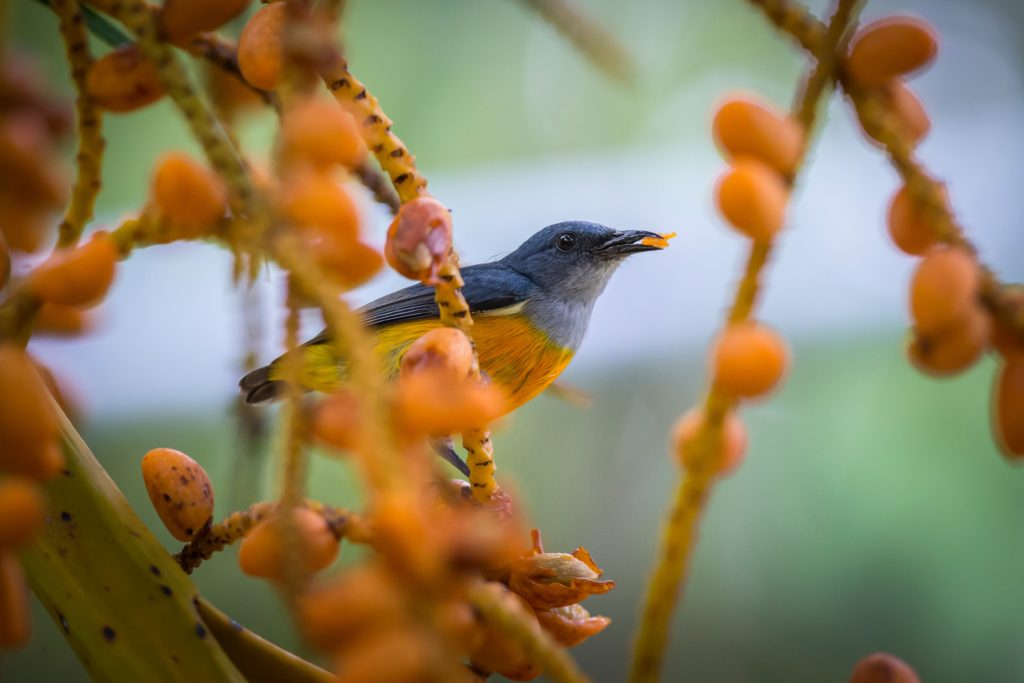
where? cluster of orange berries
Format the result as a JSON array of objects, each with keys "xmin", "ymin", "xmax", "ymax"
[
  {"xmin": 840, "ymin": 16, "xmax": 1024, "ymax": 458},
  {"xmin": 86, "ymin": 0, "xmax": 252, "ymax": 114},
  {"xmin": 0, "ymin": 346, "xmax": 62, "ymax": 649},
  {"xmin": 141, "ymin": 439, "xmax": 612, "ymax": 680},
  {"xmin": 666, "ymin": 93, "xmax": 800, "ymax": 475},
  {"xmin": 0, "ymin": 56, "xmax": 71, "ymax": 262}
]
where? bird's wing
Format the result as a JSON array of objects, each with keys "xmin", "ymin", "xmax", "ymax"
[{"xmin": 304, "ymin": 264, "xmax": 536, "ymax": 346}]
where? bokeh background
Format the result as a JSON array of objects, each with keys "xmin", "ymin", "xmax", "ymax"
[{"xmin": 5, "ymin": 0, "xmax": 1024, "ymax": 681}]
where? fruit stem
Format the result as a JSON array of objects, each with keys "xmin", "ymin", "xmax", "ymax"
[{"xmin": 628, "ymin": 2, "xmax": 862, "ymax": 681}]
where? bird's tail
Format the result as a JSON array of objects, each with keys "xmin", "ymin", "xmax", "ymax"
[{"xmin": 239, "ymin": 364, "xmax": 284, "ymax": 405}]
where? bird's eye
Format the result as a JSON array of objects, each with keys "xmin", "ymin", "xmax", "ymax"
[{"xmin": 555, "ymin": 232, "xmax": 578, "ymax": 252}]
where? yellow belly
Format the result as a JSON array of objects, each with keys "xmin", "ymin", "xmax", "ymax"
[{"xmin": 294, "ymin": 315, "xmax": 574, "ymax": 412}]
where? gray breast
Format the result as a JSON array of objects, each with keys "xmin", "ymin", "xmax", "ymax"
[{"xmin": 521, "ymin": 297, "xmax": 595, "ymax": 350}]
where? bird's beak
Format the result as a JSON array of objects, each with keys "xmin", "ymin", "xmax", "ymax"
[{"xmin": 592, "ymin": 230, "xmax": 667, "ymax": 257}]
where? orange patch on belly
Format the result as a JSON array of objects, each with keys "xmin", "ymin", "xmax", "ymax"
[{"xmin": 371, "ymin": 315, "xmax": 574, "ymax": 411}]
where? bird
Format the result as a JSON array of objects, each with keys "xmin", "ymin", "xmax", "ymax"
[{"xmin": 240, "ymin": 221, "xmax": 668, "ymax": 466}]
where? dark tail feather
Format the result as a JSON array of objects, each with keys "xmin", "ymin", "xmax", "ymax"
[{"xmin": 239, "ymin": 365, "xmax": 283, "ymax": 405}]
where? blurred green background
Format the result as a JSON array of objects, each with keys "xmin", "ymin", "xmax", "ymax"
[{"xmin": 6, "ymin": 0, "xmax": 1024, "ymax": 681}]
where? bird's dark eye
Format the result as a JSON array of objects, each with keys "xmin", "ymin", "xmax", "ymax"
[{"xmin": 555, "ymin": 232, "xmax": 578, "ymax": 252}]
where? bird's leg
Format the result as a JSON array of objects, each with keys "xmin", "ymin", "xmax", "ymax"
[{"xmin": 431, "ymin": 436, "xmax": 470, "ymax": 477}]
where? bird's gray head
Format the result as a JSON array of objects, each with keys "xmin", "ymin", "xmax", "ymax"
[{"xmin": 500, "ymin": 221, "xmax": 664, "ymax": 302}]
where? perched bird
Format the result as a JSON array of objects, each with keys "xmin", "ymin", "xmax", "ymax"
[{"xmin": 241, "ymin": 221, "xmax": 667, "ymax": 464}]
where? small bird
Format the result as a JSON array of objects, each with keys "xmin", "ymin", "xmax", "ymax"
[{"xmin": 240, "ymin": 220, "xmax": 666, "ymax": 419}]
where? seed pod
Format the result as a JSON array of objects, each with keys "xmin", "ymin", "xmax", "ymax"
[
  {"xmin": 908, "ymin": 308, "xmax": 990, "ymax": 377},
  {"xmin": 715, "ymin": 159, "xmax": 789, "ymax": 242},
  {"xmin": 0, "ymin": 479, "xmax": 44, "ymax": 549},
  {"xmin": 886, "ymin": 183, "xmax": 948, "ymax": 256},
  {"xmin": 712, "ymin": 95, "xmax": 804, "ymax": 176},
  {"xmin": 280, "ymin": 168, "xmax": 360, "ymax": 244},
  {"xmin": 85, "ymin": 43, "xmax": 165, "ymax": 112},
  {"xmin": 140, "ymin": 448, "xmax": 214, "ymax": 541},
  {"xmin": 0, "ymin": 345, "xmax": 62, "ymax": 481},
  {"xmin": 993, "ymin": 358, "xmax": 1024, "ymax": 458},
  {"xmin": 281, "ymin": 98, "xmax": 366, "ymax": 169},
  {"xmin": 151, "ymin": 152, "xmax": 228, "ymax": 238},
  {"xmin": 509, "ymin": 547, "xmax": 614, "ymax": 610},
  {"xmin": 0, "ymin": 553, "xmax": 29, "ymax": 649},
  {"xmin": 849, "ymin": 652, "xmax": 921, "ymax": 683},
  {"xmin": 672, "ymin": 407, "xmax": 747, "ymax": 476},
  {"xmin": 400, "ymin": 328, "xmax": 475, "ymax": 385},
  {"xmin": 158, "ymin": 0, "xmax": 252, "ymax": 44},
  {"xmin": 847, "ymin": 17, "xmax": 938, "ymax": 87},
  {"xmin": 298, "ymin": 565, "xmax": 405, "ymax": 649},
  {"xmin": 33, "ymin": 303, "xmax": 94, "ymax": 337},
  {"xmin": 28, "ymin": 232, "xmax": 118, "ymax": 308},
  {"xmin": 237, "ymin": 2, "xmax": 287, "ymax": 91},
  {"xmin": 535, "ymin": 604, "xmax": 610, "ymax": 648},
  {"xmin": 712, "ymin": 321, "xmax": 789, "ymax": 399},
  {"xmin": 433, "ymin": 598, "xmax": 486, "ymax": 654},
  {"xmin": 308, "ymin": 234, "xmax": 383, "ymax": 290},
  {"xmin": 385, "ymin": 197, "xmax": 453, "ymax": 283},
  {"xmin": 909, "ymin": 246, "xmax": 980, "ymax": 334},
  {"xmin": 312, "ymin": 390, "xmax": 363, "ymax": 453},
  {"xmin": 238, "ymin": 507, "xmax": 339, "ymax": 580},
  {"xmin": 204, "ymin": 62, "xmax": 264, "ymax": 121}
]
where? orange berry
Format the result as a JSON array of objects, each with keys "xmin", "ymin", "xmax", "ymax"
[
  {"xmin": 385, "ymin": 197, "xmax": 453, "ymax": 283},
  {"xmin": 886, "ymin": 81, "xmax": 930, "ymax": 145},
  {"xmin": 886, "ymin": 184, "xmax": 947, "ymax": 256},
  {"xmin": 400, "ymin": 328, "xmax": 475, "ymax": 385},
  {"xmin": 33, "ymin": 303, "xmax": 94, "ymax": 337},
  {"xmin": 715, "ymin": 159, "xmax": 788, "ymax": 241},
  {"xmin": 909, "ymin": 246, "xmax": 980, "ymax": 334},
  {"xmin": 308, "ymin": 234, "xmax": 383, "ymax": 290},
  {"xmin": 712, "ymin": 321, "xmax": 789, "ymax": 399},
  {"xmin": 0, "ymin": 479, "xmax": 44, "ymax": 549},
  {"xmin": 28, "ymin": 232, "xmax": 118, "ymax": 308},
  {"xmin": 993, "ymin": 358, "xmax": 1024, "ymax": 459},
  {"xmin": 85, "ymin": 43, "xmax": 165, "ymax": 112},
  {"xmin": 298, "ymin": 565, "xmax": 404, "ymax": 649},
  {"xmin": 281, "ymin": 98, "xmax": 366, "ymax": 169},
  {"xmin": 394, "ymin": 372, "xmax": 508, "ymax": 437},
  {"xmin": 908, "ymin": 308, "xmax": 991, "ymax": 377},
  {"xmin": 712, "ymin": 95, "xmax": 804, "ymax": 176},
  {"xmin": 158, "ymin": 0, "xmax": 251, "ymax": 44},
  {"xmin": 671, "ymin": 408, "xmax": 747, "ymax": 476},
  {"xmin": 0, "ymin": 234, "xmax": 8, "ymax": 288},
  {"xmin": 331, "ymin": 630, "xmax": 434, "ymax": 683},
  {"xmin": 0, "ymin": 345, "xmax": 62, "ymax": 480},
  {"xmin": 847, "ymin": 17, "xmax": 938, "ymax": 87},
  {"xmin": 204, "ymin": 62, "xmax": 264, "ymax": 121},
  {"xmin": 849, "ymin": 653, "xmax": 921, "ymax": 683},
  {"xmin": 0, "ymin": 553, "xmax": 30, "ymax": 649},
  {"xmin": 280, "ymin": 169, "xmax": 360, "ymax": 243},
  {"xmin": 141, "ymin": 448, "xmax": 215, "ymax": 541},
  {"xmin": 312, "ymin": 390, "xmax": 363, "ymax": 453},
  {"xmin": 151, "ymin": 152, "xmax": 228, "ymax": 238},
  {"xmin": 237, "ymin": 2, "xmax": 286, "ymax": 91},
  {"xmin": 238, "ymin": 507, "xmax": 339, "ymax": 580},
  {"xmin": 0, "ymin": 112, "xmax": 68, "ymax": 209},
  {"xmin": 0, "ymin": 196, "xmax": 52, "ymax": 254},
  {"xmin": 991, "ymin": 286, "xmax": 1024, "ymax": 360}
]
